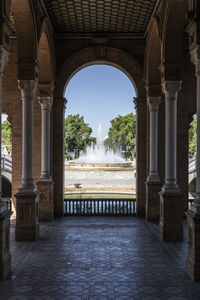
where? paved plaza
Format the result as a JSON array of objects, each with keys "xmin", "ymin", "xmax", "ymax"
[
  {"xmin": 65, "ymin": 169, "xmax": 136, "ymax": 193},
  {"xmin": 1, "ymin": 217, "xmax": 200, "ymax": 299}
]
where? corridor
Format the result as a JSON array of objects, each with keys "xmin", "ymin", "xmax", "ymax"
[{"xmin": 1, "ymin": 217, "xmax": 200, "ymax": 299}]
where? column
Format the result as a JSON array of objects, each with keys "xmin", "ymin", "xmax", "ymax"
[
  {"xmin": 53, "ymin": 97, "xmax": 66, "ymax": 217},
  {"xmin": 160, "ymin": 80, "xmax": 184, "ymax": 241},
  {"xmin": 0, "ymin": 46, "xmax": 11, "ymax": 280},
  {"xmin": 186, "ymin": 46, "xmax": 200, "ymax": 280},
  {"xmin": 134, "ymin": 97, "xmax": 147, "ymax": 216},
  {"xmin": 15, "ymin": 80, "xmax": 39, "ymax": 241},
  {"xmin": 37, "ymin": 96, "xmax": 54, "ymax": 221},
  {"xmin": 146, "ymin": 97, "xmax": 161, "ymax": 221}
]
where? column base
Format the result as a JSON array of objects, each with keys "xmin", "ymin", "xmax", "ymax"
[
  {"xmin": 37, "ymin": 180, "xmax": 54, "ymax": 221},
  {"xmin": 159, "ymin": 192, "xmax": 184, "ymax": 241},
  {"xmin": 15, "ymin": 189, "xmax": 39, "ymax": 241},
  {"xmin": 146, "ymin": 181, "xmax": 161, "ymax": 222},
  {"xmin": 0, "ymin": 205, "xmax": 12, "ymax": 280},
  {"xmin": 186, "ymin": 210, "xmax": 200, "ymax": 280}
]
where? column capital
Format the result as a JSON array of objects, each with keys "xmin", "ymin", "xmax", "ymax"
[
  {"xmin": 39, "ymin": 96, "xmax": 52, "ymax": 111},
  {"xmin": 133, "ymin": 97, "xmax": 146, "ymax": 110},
  {"xmin": 190, "ymin": 45, "xmax": 200, "ymax": 76},
  {"xmin": 147, "ymin": 97, "xmax": 161, "ymax": 112},
  {"xmin": 161, "ymin": 81, "xmax": 182, "ymax": 99},
  {"xmin": 0, "ymin": 46, "xmax": 9, "ymax": 75},
  {"xmin": 18, "ymin": 80, "xmax": 37, "ymax": 99}
]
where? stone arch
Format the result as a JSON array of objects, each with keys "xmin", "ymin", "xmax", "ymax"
[
  {"xmin": 144, "ymin": 19, "xmax": 161, "ymax": 87},
  {"xmin": 10, "ymin": 0, "xmax": 37, "ymax": 79},
  {"xmin": 38, "ymin": 19, "xmax": 55, "ymax": 88},
  {"xmin": 161, "ymin": 0, "xmax": 188, "ymax": 80},
  {"xmin": 53, "ymin": 46, "xmax": 147, "ymax": 217},
  {"xmin": 55, "ymin": 47, "xmax": 145, "ymax": 99}
]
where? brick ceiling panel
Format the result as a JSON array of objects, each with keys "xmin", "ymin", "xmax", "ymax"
[{"xmin": 43, "ymin": 0, "xmax": 157, "ymax": 36}]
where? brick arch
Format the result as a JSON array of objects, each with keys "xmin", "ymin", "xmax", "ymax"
[
  {"xmin": 38, "ymin": 19, "xmax": 56, "ymax": 88},
  {"xmin": 161, "ymin": 0, "xmax": 188, "ymax": 80},
  {"xmin": 144, "ymin": 19, "xmax": 161, "ymax": 87},
  {"xmin": 11, "ymin": 0, "xmax": 37, "ymax": 79},
  {"xmin": 55, "ymin": 47, "xmax": 145, "ymax": 99}
]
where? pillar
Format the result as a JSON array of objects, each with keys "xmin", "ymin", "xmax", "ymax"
[
  {"xmin": 134, "ymin": 97, "xmax": 147, "ymax": 216},
  {"xmin": 186, "ymin": 46, "xmax": 200, "ymax": 280},
  {"xmin": 53, "ymin": 97, "xmax": 66, "ymax": 217},
  {"xmin": 15, "ymin": 80, "xmax": 39, "ymax": 241},
  {"xmin": 146, "ymin": 97, "xmax": 161, "ymax": 221},
  {"xmin": 37, "ymin": 96, "xmax": 54, "ymax": 221},
  {"xmin": 0, "ymin": 47, "xmax": 11, "ymax": 279},
  {"xmin": 160, "ymin": 81, "xmax": 184, "ymax": 241}
]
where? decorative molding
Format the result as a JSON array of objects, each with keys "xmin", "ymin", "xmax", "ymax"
[
  {"xmin": 18, "ymin": 80, "xmax": 37, "ymax": 100},
  {"xmin": 147, "ymin": 96, "xmax": 161, "ymax": 112},
  {"xmin": 190, "ymin": 46, "xmax": 200, "ymax": 76},
  {"xmin": 161, "ymin": 81, "xmax": 182, "ymax": 99},
  {"xmin": 0, "ymin": 47, "xmax": 9, "ymax": 75},
  {"xmin": 39, "ymin": 96, "xmax": 52, "ymax": 111}
]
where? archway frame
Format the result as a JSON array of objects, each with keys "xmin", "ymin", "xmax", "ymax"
[{"xmin": 53, "ymin": 46, "xmax": 147, "ymax": 217}]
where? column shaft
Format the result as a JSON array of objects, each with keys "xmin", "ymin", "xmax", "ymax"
[
  {"xmin": 19, "ymin": 80, "xmax": 36, "ymax": 191},
  {"xmin": 147, "ymin": 97, "xmax": 161, "ymax": 181},
  {"xmin": 134, "ymin": 97, "xmax": 147, "ymax": 216},
  {"xmin": 37, "ymin": 96, "xmax": 54, "ymax": 221},
  {"xmin": 159, "ymin": 80, "xmax": 184, "ymax": 241},
  {"xmin": 162, "ymin": 81, "xmax": 181, "ymax": 193},
  {"xmin": 39, "ymin": 97, "xmax": 52, "ymax": 180},
  {"xmin": 146, "ymin": 96, "xmax": 161, "ymax": 221},
  {"xmin": 15, "ymin": 80, "xmax": 39, "ymax": 240}
]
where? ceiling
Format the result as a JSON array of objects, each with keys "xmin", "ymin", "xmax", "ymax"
[{"xmin": 43, "ymin": 0, "xmax": 158, "ymax": 37}]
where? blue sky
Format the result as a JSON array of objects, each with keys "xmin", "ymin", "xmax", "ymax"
[{"xmin": 65, "ymin": 65, "xmax": 136, "ymax": 139}]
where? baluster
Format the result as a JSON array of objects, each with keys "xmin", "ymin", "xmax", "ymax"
[
  {"xmin": 73, "ymin": 200, "xmax": 75, "ymax": 215},
  {"xmin": 83, "ymin": 200, "xmax": 85, "ymax": 215},
  {"xmin": 98, "ymin": 200, "xmax": 100, "ymax": 215}
]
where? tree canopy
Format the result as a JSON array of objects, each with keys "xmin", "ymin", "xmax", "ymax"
[
  {"xmin": 2, "ymin": 119, "xmax": 12, "ymax": 154},
  {"xmin": 104, "ymin": 113, "xmax": 136, "ymax": 159},
  {"xmin": 189, "ymin": 115, "xmax": 197, "ymax": 158},
  {"xmin": 65, "ymin": 114, "xmax": 96, "ymax": 158}
]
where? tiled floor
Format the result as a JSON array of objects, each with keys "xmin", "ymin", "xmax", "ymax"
[{"xmin": 1, "ymin": 217, "xmax": 200, "ymax": 299}]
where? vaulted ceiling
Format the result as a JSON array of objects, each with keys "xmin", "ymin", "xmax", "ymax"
[{"xmin": 43, "ymin": 0, "xmax": 158, "ymax": 37}]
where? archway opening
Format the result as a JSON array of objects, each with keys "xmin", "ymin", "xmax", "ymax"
[
  {"xmin": 188, "ymin": 115, "xmax": 196, "ymax": 202},
  {"xmin": 64, "ymin": 64, "xmax": 137, "ymax": 215},
  {"xmin": 1, "ymin": 114, "xmax": 12, "ymax": 200}
]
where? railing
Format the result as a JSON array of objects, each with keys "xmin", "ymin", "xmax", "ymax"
[
  {"xmin": 2, "ymin": 198, "xmax": 12, "ymax": 211},
  {"xmin": 64, "ymin": 198, "xmax": 136, "ymax": 216},
  {"xmin": 1, "ymin": 156, "xmax": 12, "ymax": 172}
]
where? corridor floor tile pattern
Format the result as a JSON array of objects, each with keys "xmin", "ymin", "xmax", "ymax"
[{"xmin": 1, "ymin": 217, "xmax": 200, "ymax": 299}]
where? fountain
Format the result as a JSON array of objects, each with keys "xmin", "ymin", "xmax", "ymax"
[{"xmin": 69, "ymin": 124, "xmax": 133, "ymax": 170}]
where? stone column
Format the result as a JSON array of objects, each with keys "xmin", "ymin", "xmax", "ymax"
[
  {"xmin": 146, "ymin": 97, "xmax": 161, "ymax": 221},
  {"xmin": 160, "ymin": 81, "xmax": 184, "ymax": 241},
  {"xmin": 37, "ymin": 96, "xmax": 54, "ymax": 221},
  {"xmin": 53, "ymin": 97, "xmax": 67, "ymax": 217},
  {"xmin": 186, "ymin": 46, "xmax": 200, "ymax": 280},
  {"xmin": 0, "ymin": 47, "xmax": 11, "ymax": 280},
  {"xmin": 15, "ymin": 80, "xmax": 39, "ymax": 241},
  {"xmin": 134, "ymin": 97, "xmax": 147, "ymax": 216}
]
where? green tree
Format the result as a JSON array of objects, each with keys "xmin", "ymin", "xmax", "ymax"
[
  {"xmin": 65, "ymin": 114, "xmax": 96, "ymax": 158},
  {"xmin": 104, "ymin": 113, "xmax": 136, "ymax": 159},
  {"xmin": 2, "ymin": 119, "xmax": 12, "ymax": 154},
  {"xmin": 189, "ymin": 115, "xmax": 197, "ymax": 157}
]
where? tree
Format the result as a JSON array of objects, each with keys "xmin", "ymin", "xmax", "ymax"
[
  {"xmin": 189, "ymin": 115, "xmax": 197, "ymax": 158},
  {"xmin": 2, "ymin": 120, "xmax": 12, "ymax": 154},
  {"xmin": 104, "ymin": 113, "xmax": 136, "ymax": 159},
  {"xmin": 65, "ymin": 114, "xmax": 96, "ymax": 158}
]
